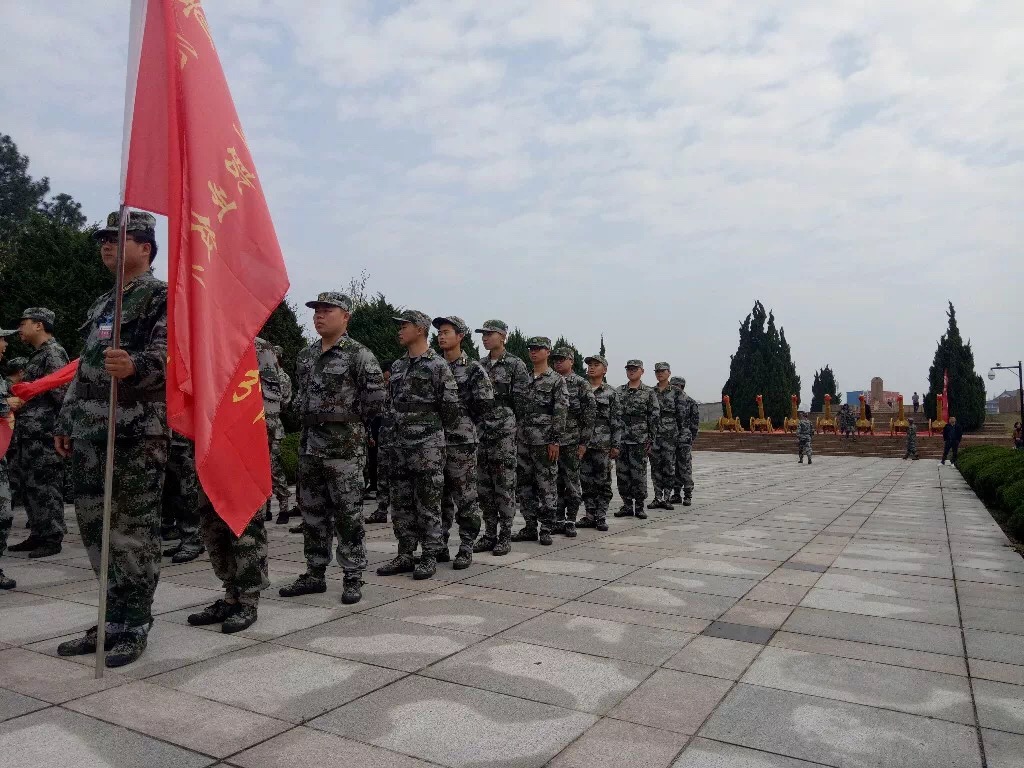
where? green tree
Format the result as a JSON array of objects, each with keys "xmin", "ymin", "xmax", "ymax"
[
  {"xmin": 810, "ymin": 365, "xmax": 840, "ymax": 412},
  {"xmin": 924, "ymin": 302, "xmax": 986, "ymax": 430},
  {"xmin": 506, "ymin": 328, "xmax": 531, "ymax": 366},
  {"xmin": 599, "ymin": 334, "xmax": 606, "ymax": 358},
  {"xmin": 722, "ymin": 301, "xmax": 801, "ymax": 426},
  {"xmin": 348, "ymin": 292, "xmax": 405, "ymax": 369},
  {"xmin": 553, "ymin": 335, "xmax": 586, "ymax": 376},
  {"xmin": 258, "ymin": 299, "xmax": 309, "ymax": 432},
  {"xmin": 0, "ymin": 133, "xmax": 51, "ymax": 262}
]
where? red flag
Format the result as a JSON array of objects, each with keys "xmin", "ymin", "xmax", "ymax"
[
  {"xmin": 943, "ymin": 369, "xmax": 950, "ymax": 421},
  {"xmin": 11, "ymin": 360, "xmax": 79, "ymax": 403},
  {"xmin": 122, "ymin": 0, "xmax": 289, "ymax": 534}
]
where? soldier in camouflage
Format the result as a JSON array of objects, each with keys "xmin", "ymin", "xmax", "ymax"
[
  {"xmin": 279, "ymin": 292, "xmax": 384, "ymax": 605},
  {"xmin": 432, "ymin": 316, "xmax": 491, "ymax": 568},
  {"xmin": 670, "ymin": 376, "xmax": 699, "ymax": 506},
  {"xmin": 160, "ymin": 431, "xmax": 204, "ymax": 563},
  {"xmin": 376, "ymin": 310, "xmax": 460, "ymax": 580},
  {"xmin": 473, "ymin": 319, "xmax": 530, "ymax": 556},
  {"xmin": 903, "ymin": 419, "xmax": 919, "ymax": 460},
  {"xmin": 365, "ymin": 366, "xmax": 392, "ymax": 525},
  {"xmin": 3, "ymin": 358, "xmax": 25, "ymax": 513},
  {"xmin": 512, "ymin": 337, "xmax": 569, "ymax": 546},
  {"xmin": 0, "ymin": 329, "xmax": 16, "ymax": 590},
  {"xmin": 797, "ymin": 410, "xmax": 813, "ymax": 464},
  {"xmin": 7, "ymin": 307, "xmax": 69, "ymax": 558},
  {"xmin": 255, "ymin": 337, "xmax": 292, "ymax": 524},
  {"xmin": 649, "ymin": 363, "xmax": 683, "ymax": 511},
  {"xmin": 615, "ymin": 360, "xmax": 660, "ymax": 519},
  {"xmin": 578, "ymin": 354, "xmax": 622, "ymax": 532},
  {"xmin": 551, "ymin": 346, "xmax": 595, "ymax": 537},
  {"xmin": 54, "ymin": 210, "xmax": 169, "ymax": 667}
]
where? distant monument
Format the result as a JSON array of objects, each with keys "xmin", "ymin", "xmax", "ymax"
[{"xmin": 871, "ymin": 377, "xmax": 884, "ymax": 408}]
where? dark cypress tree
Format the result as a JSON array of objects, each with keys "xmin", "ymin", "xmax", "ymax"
[
  {"xmin": 722, "ymin": 301, "xmax": 801, "ymax": 425},
  {"xmin": 348, "ymin": 293, "xmax": 405, "ymax": 368},
  {"xmin": 553, "ymin": 335, "xmax": 586, "ymax": 376},
  {"xmin": 505, "ymin": 328, "xmax": 531, "ymax": 367},
  {"xmin": 810, "ymin": 365, "xmax": 840, "ymax": 412},
  {"xmin": 924, "ymin": 302, "xmax": 986, "ymax": 430},
  {"xmin": 599, "ymin": 334, "xmax": 606, "ymax": 358}
]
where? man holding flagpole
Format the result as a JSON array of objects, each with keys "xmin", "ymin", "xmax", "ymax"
[{"xmin": 54, "ymin": 212, "xmax": 169, "ymax": 668}]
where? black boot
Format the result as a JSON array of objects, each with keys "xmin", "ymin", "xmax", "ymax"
[
  {"xmin": 491, "ymin": 524, "xmax": 512, "ymax": 557},
  {"xmin": 365, "ymin": 508, "xmax": 389, "ymax": 524},
  {"xmin": 473, "ymin": 534, "xmax": 497, "ymax": 553},
  {"xmin": 0, "ymin": 570, "xmax": 15, "ymax": 590},
  {"xmin": 105, "ymin": 631, "xmax": 148, "ymax": 668},
  {"xmin": 275, "ymin": 503, "xmax": 291, "ymax": 525},
  {"xmin": 511, "ymin": 525, "xmax": 538, "ymax": 542},
  {"xmin": 453, "ymin": 547, "xmax": 473, "ymax": 570},
  {"xmin": 576, "ymin": 516, "xmax": 596, "ymax": 529},
  {"xmin": 341, "ymin": 574, "xmax": 363, "ymax": 605},
  {"xmin": 8, "ymin": 536, "xmax": 40, "ymax": 553},
  {"xmin": 187, "ymin": 599, "xmax": 236, "ymax": 626},
  {"xmin": 278, "ymin": 573, "xmax": 327, "ymax": 597},
  {"xmin": 376, "ymin": 554, "xmax": 415, "ymax": 576},
  {"xmin": 683, "ymin": 494, "xmax": 692, "ymax": 507},
  {"xmin": 670, "ymin": 491, "xmax": 683, "ymax": 505},
  {"xmin": 538, "ymin": 528, "xmax": 553, "ymax": 546},
  {"xmin": 222, "ymin": 604, "xmax": 258, "ymax": 633},
  {"xmin": 563, "ymin": 519, "xmax": 577, "ymax": 538},
  {"xmin": 413, "ymin": 552, "xmax": 437, "ymax": 580},
  {"xmin": 614, "ymin": 501, "xmax": 632, "ymax": 518}
]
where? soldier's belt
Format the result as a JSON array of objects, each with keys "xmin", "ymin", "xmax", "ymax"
[
  {"xmin": 78, "ymin": 382, "xmax": 163, "ymax": 404},
  {"xmin": 391, "ymin": 402, "xmax": 437, "ymax": 413},
  {"xmin": 302, "ymin": 412, "xmax": 362, "ymax": 426},
  {"xmin": 530, "ymin": 404, "xmax": 555, "ymax": 415}
]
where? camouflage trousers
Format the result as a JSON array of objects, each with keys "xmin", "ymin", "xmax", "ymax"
[
  {"xmin": 674, "ymin": 442, "xmax": 694, "ymax": 496},
  {"xmin": 73, "ymin": 437, "xmax": 167, "ymax": 628},
  {"xmin": 650, "ymin": 439, "xmax": 677, "ymax": 499},
  {"xmin": 391, "ymin": 444, "xmax": 445, "ymax": 554},
  {"xmin": 798, "ymin": 439, "xmax": 813, "ymax": 460},
  {"xmin": 442, "ymin": 444, "xmax": 483, "ymax": 550},
  {"xmin": 376, "ymin": 440, "xmax": 391, "ymax": 515},
  {"xmin": 298, "ymin": 455, "xmax": 367, "ymax": 577},
  {"xmin": 477, "ymin": 433, "xmax": 517, "ymax": 535},
  {"xmin": 555, "ymin": 446, "xmax": 583, "ymax": 522},
  {"xmin": 0, "ymin": 458, "xmax": 11, "ymax": 558},
  {"xmin": 198, "ymin": 493, "xmax": 269, "ymax": 606},
  {"xmin": 904, "ymin": 435, "xmax": 918, "ymax": 459},
  {"xmin": 517, "ymin": 443, "xmax": 557, "ymax": 531},
  {"xmin": 19, "ymin": 437, "xmax": 67, "ymax": 544},
  {"xmin": 581, "ymin": 449, "xmax": 613, "ymax": 524},
  {"xmin": 262, "ymin": 436, "xmax": 291, "ymax": 518},
  {"xmin": 616, "ymin": 444, "xmax": 649, "ymax": 503},
  {"xmin": 161, "ymin": 437, "xmax": 202, "ymax": 549}
]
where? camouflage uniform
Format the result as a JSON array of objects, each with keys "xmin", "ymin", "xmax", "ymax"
[
  {"xmin": 161, "ymin": 431, "xmax": 202, "ymax": 555},
  {"xmin": 616, "ymin": 368, "xmax": 660, "ymax": 515},
  {"xmin": 797, "ymin": 416, "xmax": 813, "ymax": 462},
  {"xmin": 671, "ymin": 377, "xmax": 699, "ymax": 502},
  {"xmin": 0, "ymin": 373, "xmax": 12, "ymax": 579},
  {"xmin": 256, "ymin": 337, "xmax": 291, "ymax": 519},
  {"xmin": 650, "ymin": 366, "xmax": 683, "ymax": 506},
  {"xmin": 15, "ymin": 316, "xmax": 70, "ymax": 548},
  {"xmin": 904, "ymin": 420, "xmax": 918, "ymax": 460},
  {"xmin": 515, "ymin": 338, "xmax": 569, "ymax": 537},
  {"xmin": 57, "ymin": 264, "xmax": 169, "ymax": 632},
  {"xmin": 388, "ymin": 329, "xmax": 460, "ymax": 557},
  {"xmin": 475, "ymin": 324, "xmax": 531, "ymax": 544},
  {"xmin": 581, "ymin": 359, "xmax": 622, "ymax": 528},
  {"xmin": 294, "ymin": 311, "xmax": 384, "ymax": 579},
  {"xmin": 435, "ymin": 318, "xmax": 491, "ymax": 554},
  {"xmin": 554, "ymin": 358, "xmax": 595, "ymax": 530},
  {"xmin": 373, "ymin": 388, "xmax": 393, "ymax": 520},
  {"xmin": 198, "ymin": 487, "xmax": 269, "ymax": 606}
]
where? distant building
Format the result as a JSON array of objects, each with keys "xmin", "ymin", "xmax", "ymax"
[
  {"xmin": 994, "ymin": 389, "xmax": 1022, "ymax": 414},
  {"xmin": 847, "ymin": 391, "xmax": 864, "ymax": 406}
]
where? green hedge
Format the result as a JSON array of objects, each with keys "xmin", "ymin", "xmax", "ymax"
[
  {"xmin": 280, "ymin": 432, "xmax": 299, "ymax": 485},
  {"xmin": 956, "ymin": 445, "xmax": 1024, "ymax": 540}
]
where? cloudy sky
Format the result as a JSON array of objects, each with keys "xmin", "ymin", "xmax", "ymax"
[{"xmin": 3, "ymin": 1, "xmax": 1022, "ymax": 402}]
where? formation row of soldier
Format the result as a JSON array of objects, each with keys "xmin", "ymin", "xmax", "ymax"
[{"xmin": 0, "ymin": 210, "xmax": 700, "ymax": 668}]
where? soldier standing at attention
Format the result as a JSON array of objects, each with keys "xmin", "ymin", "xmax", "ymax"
[
  {"xmin": 365, "ymin": 365, "xmax": 392, "ymax": 525},
  {"xmin": 0, "ymin": 329, "xmax": 17, "ymax": 590},
  {"xmin": 578, "ymin": 354, "xmax": 621, "ymax": 532},
  {"xmin": 473, "ymin": 320, "xmax": 530, "ymax": 556},
  {"xmin": 279, "ymin": 292, "xmax": 384, "ymax": 605},
  {"xmin": 649, "ymin": 362, "xmax": 682, "ymax": 511},
  {"xmin": 54, "ymin": 211, "xmax": 169, "ymax": 667},
  {"xmin": 271, "ymin": 344, "xmax": 293, "ymax": 524},
  {"xmin": 670, "ymin": 376, "xmax": 699, "ymax": 507},
  {"xmin": 7, "ymin": 307, "xmax": 70, "ymax": 558},
  {"xmin": 160, "ymin": 432, "xmax": 204, "ymax": 563},
  {"xmin": 551, "ymin": 347, "xmax": 595, "ymax": 537},
  {"xmin": 512, "ymin": 337, "xmax": 568, "ymax": 546},
  {"xmin": 255, "ymin": 337, "xmax": 290, "ymax": 523},
  {"xmin": 797, "ymin": 410, "xmax": 813, "ymax": 464},
  {"xmin": 375, "ymin": 310, "xmax": 460, "ymax": 580},
  {"xmin": 616, "ymin": 360, "xmax": 659, "ymax": 519},
  {"xmin": 433, "ymin": 315, "xmax": 492, "ymax": 568},
  {"xmin": 903, "ymin": 419, "xmax": 919, "ymax": 461}
]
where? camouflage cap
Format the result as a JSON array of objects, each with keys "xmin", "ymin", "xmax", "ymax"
[
  {"xmin": 432, "ymin": 315, "xmax": 469, "ymax": 334},
  {"xmin": 670, "ymin": 376, "xmax": 686, "ymax": 387},
  {"xmin": 0, "ymin": 329, "xmax": 16, "ymax": 338},
  {"xmin": 475, "ymin": 319, "xmax": 508, "ymax": 334},
  {"xmin": 6, "ymin": 357, "xmax": 27, "ymax": 371},
  {"xmin": 92, "ymin": 210, "xmax": 157, "ymax": 240},
  {"xmin": 526, "ymin": 336, "xmax": 552, "ymax": 350},
  {"xmin": 273, "ymin": 345, "xmax": 284, "ymax": 358},
  {"xmin": 584, "ymin": 354, "xmax": 608, "ymax": 367},
  {"xmin": 625, "ymin": 359, "xmax": 643, "ymax": 368},
  {"xmin": 654, "ymin": 361, "xmax": 671, "ymax": 372},
  {"xmin": 20, "ymin": 307, "xmax": 55, "ymax": 325},
  {"xmin": 392, "ymin": 309, "xmax": 432, "ymax": 330},
  {"xmin": 551, "ymin": 346, "xmax": 575, "ymax": 360},
  {"xmin": 305, "ymin": 291, "xmax": 352, "ymax": 310}
]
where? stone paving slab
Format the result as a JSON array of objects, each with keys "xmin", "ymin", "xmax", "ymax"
[{"xmin": 0, "ymin": 453, "xmax": 1020, "ymax": 767}]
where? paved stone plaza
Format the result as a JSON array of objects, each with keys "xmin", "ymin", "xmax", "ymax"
[{"xmin": 1, "ymin": 452, "xmax": 1023, "ymax": 768}]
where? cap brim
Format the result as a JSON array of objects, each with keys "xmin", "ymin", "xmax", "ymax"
[
  {"xmin": 305, "ymin": 301, "xmax": 335, "ymax": 309},
  {"xmin": 583, "ymin": 357, "xmax": 601, "ymax": 364},
  {"xmin": 91, "ymin": 227, "xmax": 118, "ymax": 240},
  {"xmin": 0, "ymin": 329, "xmax": 17, "ymax": 337}
]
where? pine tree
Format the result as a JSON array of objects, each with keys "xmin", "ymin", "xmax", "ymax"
[
  {"xmin": 506, "ymin": 328, "xmax": 531, "ymax": 366},
  {"xmin": 810, "ymin": 365, "xmax": 840, "ymax": 412},
  {"xmin": 722, "ymin": 301, "xmax": 801, "ymax": 425},
  {"xmin": 553, "ymin": 335, "xmax": 586, "ymax": 376},
  {"xmin": 348, "ymin": 293, "xmax": 405, "ymax": 369},
  {"xmin": 599, "ymin": 334, "xmax": 606, "ymax": 358},
  {"xmin": 924, "ymin": 302, "xmax": 986, "ymax": 430}
]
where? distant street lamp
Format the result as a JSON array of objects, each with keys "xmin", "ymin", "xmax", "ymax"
[{"xmin": 988, "ymin": 361, "xmax": 1024, "ymax": 417}]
